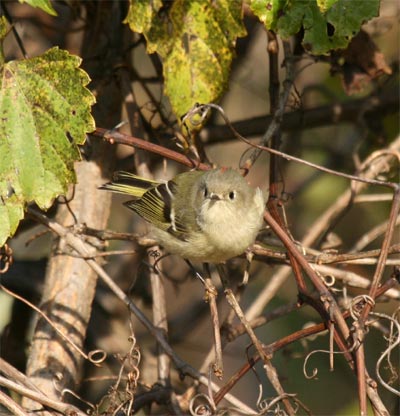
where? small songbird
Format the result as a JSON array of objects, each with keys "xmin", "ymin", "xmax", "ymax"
[{"xmin": 101, "ymin": 168, "xmax": 265, "ymax": 263}]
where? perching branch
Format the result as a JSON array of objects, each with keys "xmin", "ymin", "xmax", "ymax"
[{"xmin": 26, "ymin": 207, "xmax": 256, "ymax": 415}]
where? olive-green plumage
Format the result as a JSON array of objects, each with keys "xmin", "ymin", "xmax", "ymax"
[{"xmin": 101, "ymin": 169, "xmax": 265, "ymax": 262}]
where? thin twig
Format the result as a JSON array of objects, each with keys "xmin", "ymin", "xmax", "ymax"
[
  {"xmin": 0, "ymin": 376, "xmax": 87, "ymax": 416},
  {"xmin": 200, "ymin": 86, "xmax": 398, "ymax": 143},
  {"xmin": 354, "ymin": 187, "xmax": 400, "ymax": 414},
  {"xmin": 253, "ymin": 242, "xmax": 400, "ymax": 266},
  {"xmin": 203, "ymin": 264, "xmax": 224, "ymax": 379},
  {"xmin": 120, "ymin": 58, "xmax": 175, "ymax": 394},
  {"xmin": 0, "ymin": 284, "xmax": 106, "ymax": 366},
  {"xmin": 216, "ymin": 264, "xmax": 295, "ymax": 416},
  {"xmin": 360, "ymin": 188, "xmax": 400, "ymax": 320},
  {"xmin": 241, "ymin": 33, "xmax": 291, "ymax": 172},
  {"xmin": 264, "ymin": 211, "xmax": 350, "ymax": 339},
  {"xmin": 26, "ymin": 207, "xmax": 256, "ymax": 414},
  {"xmin": 148, "ymin": 246, "xmax": 171, "ymax": 387},
  {"xmin": 0, "ymin": 390, "xmax": 29, "ymax": 416},
  {"xmin": 93, "ymin": 127, "xmax": 210, "ymax": 171},
  {"xmin": 214, "ymin": 278, "xmax": 398, "ymax": 405},
  {"xmin": 246, "ymin": 136, "xmax": 400, "ymax": 323},
  {"xmin": 310, "ymin": 243, "xmax": 400, "ymax": 265},
  {"xmin": 313, "ymin": 264, "xmax": 400, "ymax": 300},
  {"xmin": 351, "ymin": 215, "xmax": 400, "ymax": 252},
  {"xmin": 0, "ymin": 359, "xmax": 42, "ymax": 393},
  {"xmin": 1, "ymin": 2, "xmax": 29, "ymax": 58},
  {"xmin": 196, "ymin": 104, "xmax": 399, "ymax": 190},
  {"xmin": 373, "ymin": 310, "xmax": 400, "ymax": 397}
]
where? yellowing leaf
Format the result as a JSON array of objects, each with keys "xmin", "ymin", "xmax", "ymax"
[
  {"xmin": 0, "ymin": 195, "xmax": 24, "ymax": 245},
  {"xmin": 123, "ymin": 0, "xmax": 162, "ymax": 34},
  {"xmin": 0, "ymin": 47, "xmax": 95, "ymax": 246},
  {"xmin": 125, "ymin": 0, "xmax": 246, "ymax": 117},
  {"xmin": 19, "ymin": 0, "xmax": 57, "ymax": 16}
]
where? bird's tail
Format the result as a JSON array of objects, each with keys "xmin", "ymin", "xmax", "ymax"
[{"xmin": 99, "ymin": 171, "xmax": 160, "ymax": 198}]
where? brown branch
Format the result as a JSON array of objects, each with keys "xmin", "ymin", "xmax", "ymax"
[
  {"xmin": 252, "ymin": 242, "xmax": 400, "ymax": 267},
  {"xmin": 23, "ymin": 148, "xmax": 115, "ymax": 407},
  {"xmin": 360, "ymin": 188, "xmax": 400, "ymax": 321},
  {"xmin": 26, "ymin": 207, "xmax": 256, "ymax": 414},
  {"xmin": 0, "ymin": 375, "xmax": 87, "ymax": 416},
  {"xmin": 0, "ymin": 389, "xmax": 29, "ymax": 416},
  {"xmin": 214, "ymin": 277, "xmax": 399, "ymax": 406},
  {"xmin": 148, "ymin": 247, "xmax": 172, "ymax": 387},
  {"xmin": 0, "ymin": 284, "xmax": 103, "ymax": 366},
  {"xmin": 351, "ymin": 214, "xmax": 400, "ymax": 252},
  {"xmin": 217, "ymin": 265, "xmax": 296, "ymax": 416},
  {"xmin": 355, "ymin": 186, "xmax": 400, "ymax": 414},
  {"xmin": 92, "ymin": 127, "xmax": 211, "ymax": 171},
  {"xmin": 203, "ymin": 264, "xmax": 224, "ymax": 379},
  {"xmin": 119, "ymin": 56, "xmax": 173, "ymax": 392},
  {"xmin": 200, "ymin": 85, "xmax": 398, "ymax": 143},
  {"xmin": 264, "ymin": 210, "xmax": 351, "ymax": 346},
  {"xmin": 241, "ymin": 37, "xmax": 293, "ymax": 173},
  {"xmin": 310, "ymin": 243, "xmax": 400, "ymax": 265},
  {"xmin": 245, "ymin": 135, "xmax": 400, "ymax": 324},
  {"xmin": 228, "ymin": 274, "xmax": 399, "ymax": 343}
]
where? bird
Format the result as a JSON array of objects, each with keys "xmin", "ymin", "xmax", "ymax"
[{"xmin": 100, "ymin": 168, "xmax": 265, "ymax": 263}]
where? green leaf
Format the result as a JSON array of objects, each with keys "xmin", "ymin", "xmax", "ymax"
[
  {"xmin": 125, "ymin": 0, "xmax": 246, "ymax": 118},
  {"xmin": 316, "ymin": 0, "xmax": 337, "ymax": 13},
  {"xmin": 0, "ymin": 16, "xmax": 7, "ymax": 40},
  {"xmin": 19, "ymin": 0, "xmax": 57, "ymax": 16},
  {"xmin": 326, "ymin": 1, "xmax": 379, "ymax": 40},
  {"xmin": 250, "ymin": 0, "xmax": 379, "ymax": 55},
  {"xmin": 0, "ymin": 195, "xmax": 24, "ymax": 246},
  {"xmin": 249, "ymin": 0, "xmax": 285, "ymax": 30},
  {"xmin": 0, "ymin": 16, "xmax": 8, "ymax": 66},
  {"xmin": 123, "ymin": 0, "xmax": 163, "ymax": 35},
  {"xmin": 0, "ymin": 47, "xmax": 95, "ymax": 246}
]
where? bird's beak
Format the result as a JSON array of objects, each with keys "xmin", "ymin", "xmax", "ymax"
[{"xmin": 209, "ymin": 193, "xmax": 222, "ymax": 201}]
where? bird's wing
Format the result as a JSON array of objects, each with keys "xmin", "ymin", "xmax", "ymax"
[
  {"xmin": 125, "ymin": 179, "xmax": 188, "ymax": 240},
  {"xmin": 125, "ymin": 171, "xmax": 203, "ymax": 241}
]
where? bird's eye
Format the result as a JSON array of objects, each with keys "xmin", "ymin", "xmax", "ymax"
[
  {"xmin": 203, "ymin": 187, "xmax": 208, "ymax": 197},
  {"xmin": 228, "ymin": 191, "xmax": 236, "ymax": 200}
]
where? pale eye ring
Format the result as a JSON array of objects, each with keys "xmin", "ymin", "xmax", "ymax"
[{"xmin": 228, "ymin": 191, "xmax": 236, "ymax": 200}]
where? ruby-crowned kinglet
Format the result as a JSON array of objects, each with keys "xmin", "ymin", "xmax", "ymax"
[{"xmin": 101, "ymin": 168, "xmax": 265, "ymax": 262}]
